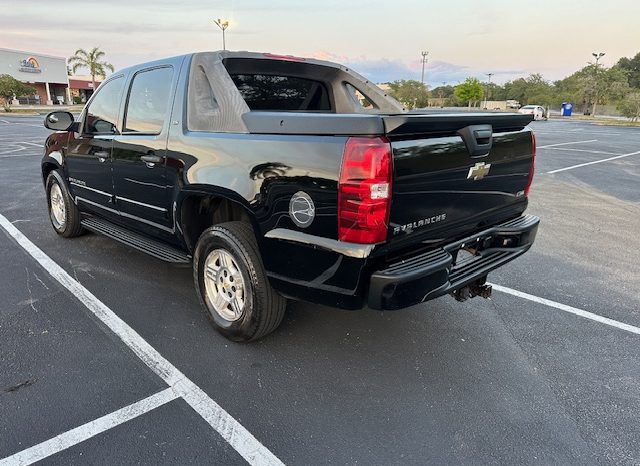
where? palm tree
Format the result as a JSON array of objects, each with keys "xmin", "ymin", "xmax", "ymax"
[{"xmin": 68, "ymin": 47, "xmax": 115, "ymax": 91}]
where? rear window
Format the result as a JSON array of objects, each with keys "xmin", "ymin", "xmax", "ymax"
[{"xmin": 229, "ymin": 74, "xmax": 331, "ymax": 111}]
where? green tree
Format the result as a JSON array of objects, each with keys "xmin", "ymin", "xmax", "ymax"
[
  {"xmin": 524, "ymin": 74, "xmax": 554, "ymax": 105},
  {"xmin": 555, "ymin": 64, "xmax": 629, "ymax": 115},
  {"xmin": 617, "ymin": 52, "xmax": 640, "ymax": 89},
  {"xmin": 503, "ymin": 74, "xmax": 554, "ymax": 106},
  {"xmin": 486, "ymin": 82, "xmax": 507, "ymax": 101},
  {"xmin": 68, "ymin": 47, "xmax": 115, "ymax": 90},
  {"xmin": 386, "ymin": 80, "xmax": 429, "ymax": 109},
  {"xmin": 618, "ymin": 91, "xmax": 640, "ymax": 121},
  {"xmin": 554, "ymin": 72, "xmax": 589, "ymax": 111},
  {"xmin": 454, "ymin": 77, "xmax": 483, "ymax": 109},
  {"xmin": 598, "ymin": 66, "xmax": 630, "ymax": 101},
  {"xmin": 0, "ymin": 74, "xmax": 35, "ymax": 112},
  {"xmin": 429, "ymin": 85, "xmax": 456, "ymax": 106}
]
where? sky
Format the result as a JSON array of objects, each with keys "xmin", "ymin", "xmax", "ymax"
[{"xmin": 3, "ymin": 0, "xmax": 639, "ymax": 87}]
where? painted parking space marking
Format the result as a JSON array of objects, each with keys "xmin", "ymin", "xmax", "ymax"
[
  {"xmin": 534, "ymin": 130, "xmax": 631, "ymax": 137},
  {"xmin": 547, "ymin": 150, "xmax": 640, "ymax": 174},
  {"xmin": 0, "ymin": 388, "xmax": 179, "ymax": 466},
  {"xmin": 540, "ymin": 147, "xmax": 619, "ymax": 155},
  {"xmin": 0, "ymin": 146, "xmax": 27, "ymax": 156},
  {"xmin": 0, "ymin": 120, "xmax": 43, "ymax": 127},
  {"xmin": 492, "ymin": 284, "xmax": 640, "ymax": 336},
  {"xmin": 0, "ymin": 214, "xmax": 285, "ymax": 466},
  {"xmin": 537, "ymin": 139, "xmax": 597, "ymax": 149},
  {"xmin": 0, "ymin": 143, "xmax": 42, "ymax": 159}
]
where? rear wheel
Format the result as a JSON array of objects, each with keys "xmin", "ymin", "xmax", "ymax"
[
  {"xmin": 46, "ymin": 170, "xmax": 84, "ymax": 238},
  {"xmin": 193, "ymin": 221, "xmax": 286, "ymax": 342}
]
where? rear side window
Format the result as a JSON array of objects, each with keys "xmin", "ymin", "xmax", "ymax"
[
  {"xmin": 85, "ymin": 76, "xmax": 124, "ymax": 134},
  {"xmin": 124, "ymin": 67, "xmax": 174, "ymax": 134},
  {"xmin": 230, "ymin": 74, "xmax": 330, "ymax": 111}
]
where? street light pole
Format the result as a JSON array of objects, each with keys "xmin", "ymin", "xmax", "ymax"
[
  {"xmin": 214, "ymin": 18, "xmax": 230, "ymax": 50},
  {"xmin": 591, "ymin": 52, "xmax": 605, "ymax": 116},
  {"xmin": 420, "ymin": 51, "xmax": 429, "ymax": 87},
  {"xmin": 484, "ymin": 72, "xmax": 494, "ymax": 109}
]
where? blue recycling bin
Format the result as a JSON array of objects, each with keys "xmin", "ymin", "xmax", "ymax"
[{"xmin": 561, "ymin": 102, "xmax": 573, "ymax": 117}]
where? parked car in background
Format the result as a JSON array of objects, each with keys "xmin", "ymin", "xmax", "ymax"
[
  {"xmin": 518, "ymin": 105, "xmax": 547, "ymax": 120},
  {"xmin": 506, "ymin": 100, "xmax": 521, "ymax": 109}
]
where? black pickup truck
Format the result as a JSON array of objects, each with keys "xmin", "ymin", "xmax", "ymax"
[{"xmin": 42, "ymin": 51, "xmax": 539, "ymax": 341}]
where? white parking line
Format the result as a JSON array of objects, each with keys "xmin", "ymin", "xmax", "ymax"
[
  {"xmin": 492, "ymin": 284, "xmax": 640, "ymax": 335},
  {"xmin": 543, "ymin": 147, "xmax": 619, "ymax": 155},
  {"xmin": 547, "ymin": 150, "xmax": 640, "ymax": 174},
  {"xmin": 0, "ymin": 214, "xmax": 285, "ymax": 466},
  {"xmin": 535, "ymin": 130, "xmax": 630, "ymax": 137},
  {"xmin": 20, "ymin": 141, "xmax": 44, "ymax": 147},
  {"xmin": 0, "ymin": 153, "xmax": 42, "ymax": 159},
  {"xmin": 0, "ymin": 147, "xmax": 27, "ymax": 156},
  {"xmin": 537, "ymin": 139, "xmax": 597, "ymax": 149},
  {"xmin": 0, "ymin": 120, "xmax": 43, "ymax": 127},
  {"xmin": 0, "ymin": 388, "xmax": 179, "ymax": 466}
]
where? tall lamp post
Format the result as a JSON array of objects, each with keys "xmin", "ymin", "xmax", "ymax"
[
  {"xmin": 420, "ymin": 51, "xmax": 429, "ymax": 87},
  {"xmin": 214, "ymin": 18, "xmax": 230, "ymax": 50},
  {"xmin": 591, "ymin": 52, "xmax": 605, "ymax": 116},
  {"xmin": 484, "ymin": 72, "xmax": 494, "ymax": 108}
]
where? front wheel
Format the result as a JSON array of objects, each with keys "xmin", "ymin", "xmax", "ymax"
[
  {"xmin": 193, "ymin": 221, "xmax": 286, "ymax": 342},
  {"xmin": 46, "ymin": 170, "xmax": 84, "ymax": 238}
]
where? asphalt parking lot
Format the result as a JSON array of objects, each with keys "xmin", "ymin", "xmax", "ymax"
[{"xmin": 1, "ymin": 115, "xmax": 639, "ymax": 465}]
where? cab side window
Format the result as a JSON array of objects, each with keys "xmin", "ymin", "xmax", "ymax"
[
  {"xmin": 123, "ymin": 67, "xmax": 174, "ymax": 134},
  {"xmin": 85, "ymin": 77, "xmax": 124, "ymax": 134}
]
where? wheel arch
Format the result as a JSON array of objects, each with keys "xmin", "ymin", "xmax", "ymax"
[
  {"xmin": 177, "ymin": 186, "xmax": 261, "ymax": 254},
  {"xmin": 41, "ymin": 159, "xmax": 62, "ymax": 186}
]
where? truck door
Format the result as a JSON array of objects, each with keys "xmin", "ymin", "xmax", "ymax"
[
  {"xmin": 65, "ymin": 75, "xmax": 125, "ymax": 217},
  {"xmin": 111, "ymin": 66, "xmax": 175, "ymax": 232}
]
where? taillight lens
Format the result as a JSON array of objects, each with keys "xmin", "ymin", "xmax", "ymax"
[
  {"xmin": 338, "ymin": 136, "xmax": 392, "ymax": 244},
  {"xmin": 525, "ymin": 131, "xmax": 536, "ymax": 197}
]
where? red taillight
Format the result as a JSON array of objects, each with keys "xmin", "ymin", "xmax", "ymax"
[
  {"xmin": 525, "ymin": 131, "xmax": 536, "ymax": 197},
  {"xmin": 338, "ymin": 136, "xmax": 392, "ymax": 244}
]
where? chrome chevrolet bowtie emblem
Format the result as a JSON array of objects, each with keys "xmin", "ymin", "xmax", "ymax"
[{"xmin": 467, "ymin": 162, "xmax": 491, "ymax": 180}]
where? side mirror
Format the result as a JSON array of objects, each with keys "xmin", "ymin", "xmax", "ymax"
[{"xmin": 44, "ymin": 111, "xmax": 75, "ymax": 131}]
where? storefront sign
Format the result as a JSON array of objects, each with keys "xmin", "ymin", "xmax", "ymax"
[{"xmin": 19, "ymin": 57, "xmax": 42, "ymax": 73}]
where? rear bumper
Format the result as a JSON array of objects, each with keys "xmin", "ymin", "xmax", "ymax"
[{"xmin": 368, "ymin": 214, "xmax": 540, "ymax": 310}]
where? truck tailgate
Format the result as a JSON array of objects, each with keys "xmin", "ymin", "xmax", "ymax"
[{"xmin": 383, "ymin": 113, "xmax": 535, "ymax": 250}]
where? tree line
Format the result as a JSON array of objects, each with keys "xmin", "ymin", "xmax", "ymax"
[{"xmin": 387, "ymin": 52, "xmax": 640, "ymax": 120}]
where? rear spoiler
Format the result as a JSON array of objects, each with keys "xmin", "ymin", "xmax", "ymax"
[
  {"xmin": 242, "ymin": 111, "xmax": 533, "ymax": 136},
  {"xmin": 382, "ymin": 113, "xmax": 534, "ymax": 137}
]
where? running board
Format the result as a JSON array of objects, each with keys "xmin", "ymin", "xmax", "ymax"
[{"xmin": 81, "ymin": 217, "xmax": 191, "ymax": 264}]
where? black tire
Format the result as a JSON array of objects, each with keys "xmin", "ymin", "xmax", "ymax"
[
  {"xmin": 193, "ymin": 221, "xmax": 286, "ymax": 342},
  {"xmin": 45, "ymin": 170, "xmax": 84, "ymax": 238}
]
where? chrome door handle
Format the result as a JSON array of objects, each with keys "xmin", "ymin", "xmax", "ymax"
[
  {"xmin": 94, "ymin": 151, "xmax": 109, "ymax": 162},
  {"xmin": 140, "ymin": 154, "xmax": 163, "ymax": 167}
]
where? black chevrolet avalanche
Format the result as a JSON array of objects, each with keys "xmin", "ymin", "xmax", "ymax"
[{"xmin": 41, "ymin": 51, "xmax": 539, "ymax": 341}]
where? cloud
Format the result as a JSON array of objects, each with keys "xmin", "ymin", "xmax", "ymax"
[
  {"xmin": 307, "ymin": 51, "xmax": 471, "ymax": 86},
  {"xmin": 306, "ymin": 51, "xmax": 533, "ymax": 86}
]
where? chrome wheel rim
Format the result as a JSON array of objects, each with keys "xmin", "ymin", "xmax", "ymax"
[
  {"xmin": 203, "ymin": 249, "xmax": 245, "ymax": 322},
  {"xmin": 50, "ymin": 183, "xmax": 66, "ymax": 229}
]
